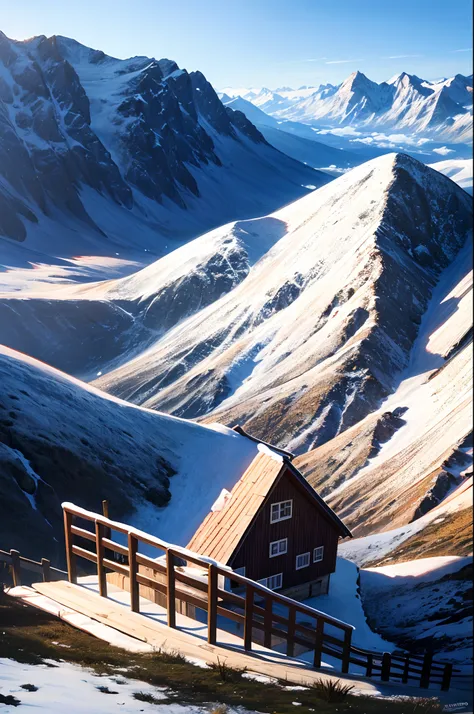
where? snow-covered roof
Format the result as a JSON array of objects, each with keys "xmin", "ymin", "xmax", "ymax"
[{"xmin": 186, "ymin": 446, "xmax": 352, "ymax": 564}]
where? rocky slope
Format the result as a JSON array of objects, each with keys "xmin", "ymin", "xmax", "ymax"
[
  {"xmin": 90, "ymin": 154, "xmax": 471, "ymax": 454},
  {"xmin": 0, "ymin": 152, "xmax": 471, "ymax": 557},
  {"xmin": 295, "ymin": 239, "xmax": 472, "ymax": 536},
  {"xmin": 0, "ymin": 345, "xmax": 257, "ymax": 562},
  {"xmin": 0, "ymin": 31, "xmax": 326, "ymax": 255}
]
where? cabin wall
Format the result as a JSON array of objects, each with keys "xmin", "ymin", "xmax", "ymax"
[{"xmin": 229, "ymin": 468, "xmax": 340, "ymax": 594}]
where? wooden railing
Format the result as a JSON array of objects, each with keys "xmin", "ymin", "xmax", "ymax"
[
  {"xmin": 61, "ymin": 503, "xmax": 456, "ymax": 690},
  {"xmin": 0, "ymin": 548, "xmax": 66, "ymax": 586}
]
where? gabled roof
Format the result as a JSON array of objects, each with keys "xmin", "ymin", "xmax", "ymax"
[
  {"xmin": 186, "ymin": 450, "xmax": 283, "ymax": 564},
  {"xmin": 186, "ymin": 447, "xmax": 352, "ymax": 564},
  {"xmin": 284, "ymin": 459, "xmax": 353, "ymax": 539}
]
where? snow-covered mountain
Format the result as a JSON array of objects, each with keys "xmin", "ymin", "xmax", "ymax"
[
  {"xmin": 1, "ymin": 151, "xmax": 464, "ymax": 551},
  {"xmin": 0, "ymin": 344, "xmax": 257, "ymax": 561},
  {"xmin": 2, "ymin": 154, "xmax": 469, "ymax": 446},
  {"xmin": 226, "ymin": 72, "xmax": 473, "ymax": 144},
  {"xmin": 78, "ymin": 154, "xmax": 472, "ymax": 510},
  {"xmin": 296, "ymin": 238, "xmax": 472, "ymax": 536},
  {"xmin": 0, "ymin": 31, "xmax": 326, "ymax": 256}
]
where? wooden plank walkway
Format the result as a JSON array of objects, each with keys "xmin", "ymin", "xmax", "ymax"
[{"xmin": 30, "ymin": 579, "xmax": 383, "ymax": 694}]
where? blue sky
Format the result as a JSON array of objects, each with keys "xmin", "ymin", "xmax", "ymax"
[{"xmin": 1, "ymin": 0, "xmax": 472, "ymax": 88}]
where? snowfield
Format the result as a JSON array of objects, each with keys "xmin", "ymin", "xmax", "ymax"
[
  {"xmin": 429, "ymin": 159, "xmax": 473, "ymax": 193},
  {"xmin": 360, "ymin": 556, "xmax": 473, "ymax": 664}
]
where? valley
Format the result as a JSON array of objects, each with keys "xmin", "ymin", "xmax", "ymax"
[{"xmin": 0, "ymin": 20, "xmax": 472, "ymax": 711}]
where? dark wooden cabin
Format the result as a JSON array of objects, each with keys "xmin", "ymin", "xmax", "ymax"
[{"xmin": 187, "ymin": 446, "xmax": 352, "ymax": 599}]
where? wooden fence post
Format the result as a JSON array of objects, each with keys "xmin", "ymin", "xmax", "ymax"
[
  {"xmin": 366, "ymin": 653, "xmax": 373, "ymax": 677},
  {"xmin": 41, "ymin": 558, "xmax": 51, "ymax": 583},
  {"xmin": 264, "ymin": 597, "xmax": 273, "ymax": 649},
  {"xmin": 381, "ymin": 652, "xmax": 391, "ymax": 681},
  {"xmin": 402, "ymin": 655, "xmax": 410, "ymax": 683},
  {"xmin": 207, "ymin": 564, "xmax": 218, "ymax": 645},
  {"xmin": 95, "ymin": 521, "xmax": 107, "ymax": 598},
  {"xmin": 102, "ymin": 500, "xmax": 113, "ymax": 560},
  {"xmin": 10, "ymin": 550, "xmax": 21, "ymax": 587},
  {"xmin": 341, "ymin": 628, "xmax": 352, "ymax": 674},
  {"xmin": 313, "ymin": 617, "xmax": 324, "ymax": 668},
  {"xmin": 63, "ymin": 509, "xmax": 77, "ymax": 584},
  {"xmin": 128, "ymin": 533, "xmax": 139, "ymax": 613},
  {"xmin": 287, "ymin": 606, "xmax": 296, "ymax": 657},
  {"xmin": 166, "ymin": 550, "xmax": 176, "ymax": 629},
  {"xmin": 420, "ymin": 651, "xmax": 433, "ymax": 689},
  {"xmin": 441, "ymin": 662, "xmax": 453, "ymax": 692},
  {"xmin": 244, "ymin": 584, "xmax": 254, "ymax": 650}
]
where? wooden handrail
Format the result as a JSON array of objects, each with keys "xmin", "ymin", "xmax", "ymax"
[
  {"xmin": 59, "ymin": 503, "xmax": 456, "ymax": 690},
  {"xmin": 0, "ymin": 549, "xmax": 66, "ymax": 583}
]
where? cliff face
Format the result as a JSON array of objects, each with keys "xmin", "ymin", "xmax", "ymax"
[{"xmin": 0, "ymin": 32, "xmax": 326, "ymax": 252}]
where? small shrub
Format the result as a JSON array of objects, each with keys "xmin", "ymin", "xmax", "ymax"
[
  {"xmin": 133, "ymin": 691, "xmax": 162, "ymax": 704},
  {"xmin": 153, "ymin": 645, "xmax": 187, "ymax": 664},
  {"xmin": 0, "ymin": 694, "xmax": 21, "ymax": 707},
  {"xmin": 209, "ymin": 657, "xmax": 247, "ymax": 683},
  {"xmin": 96, "ymin": 685, "xmax": 118, "ymax": 694},
  {"xmin": 412, "ymin": 698, "xmax": 443, "ymax": 713},
  {"xmin": 311, "ymin": 677, "xmax": 354, "ymax": 702},
  {"xmin": 211, "ymin": 706, "xmax": 228, "ymax": 714},
  {"xmin": 20, "ymin": 683, "xmax": 38, "ymax": 692}
]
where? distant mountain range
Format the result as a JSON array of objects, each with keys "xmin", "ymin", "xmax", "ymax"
[
  {"xmin": 0, "ymin": 32, "xmax": 327, "ymax": 256},
  {"xmin": 222, "ymin": 71, "xmax": 473, "ymax": 144}
]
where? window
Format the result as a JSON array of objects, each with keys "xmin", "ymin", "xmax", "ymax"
[
  {"xmin": 269, "ymin": 538, "xmax": 288, "ymax": 558},
  {"xmin": 258, "ymin": 573, "xmax": 283, "ymax": 590},
  {"xmin": 295, "ymin": 552, "xmax": 310, "ymax": 570},
  {"xmin": 270, "ymin": 500, "xmax": 293, "ymax": 523},
  {"xmin": 313, "ymin": 546, "xmax": 324, "ymax": 563},
  {"xmin": 228, "ymin": 565, "xmax": 246, "ymax": 590}
]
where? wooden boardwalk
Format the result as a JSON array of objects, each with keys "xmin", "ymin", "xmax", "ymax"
[
  {"xmin": 15, "ymin": 578, "xmax": 395, "ymax": 695},
  {"xmin": 1, "ymin": 502, "xmax": 462, "ymax": 693}
]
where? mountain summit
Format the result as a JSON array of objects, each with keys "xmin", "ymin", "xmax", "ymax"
[
  {"xmin": 233, "ymin": 71, "xmax": 473, "ymax": 141},
  {"xmin": 0, "ymin": 32, "xmax": 326, "ymax": 255}
]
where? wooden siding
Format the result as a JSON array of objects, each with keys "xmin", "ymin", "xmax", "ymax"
[{"xmin": 229, "ymin": 465, "xmax": 340, "ymax": 591}]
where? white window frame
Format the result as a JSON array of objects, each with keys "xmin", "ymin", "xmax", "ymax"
[
  {"xmin": 268, "ymin": 573, "xmax": 283, "ymax": 590},
  {"xmin": 295, "ymin": 552, "xmax": 310, "ymax": 570},
  {"xmin": 269, "ymin": 538, "xmax": 288, "ymax": 558},
  {"xmin": 313, "ymin": 546, "xmax": 324, "ymax": 563},
  {"xmin": 270, "ymin": 499, "xmax": 293, "ymax": 524},
  {"xmin": 257, "ymin": 573, "xmax": 283, "ymax": 590}
]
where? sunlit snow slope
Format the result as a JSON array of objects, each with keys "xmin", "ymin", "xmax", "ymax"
[{"xmin": 0, "ymin": 345, "xmax": 257, "ymax": 562}]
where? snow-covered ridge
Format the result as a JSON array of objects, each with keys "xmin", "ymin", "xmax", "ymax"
[{"xmin": 88, "ymin": 153, "xmax": 471, "ymax": 457}]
